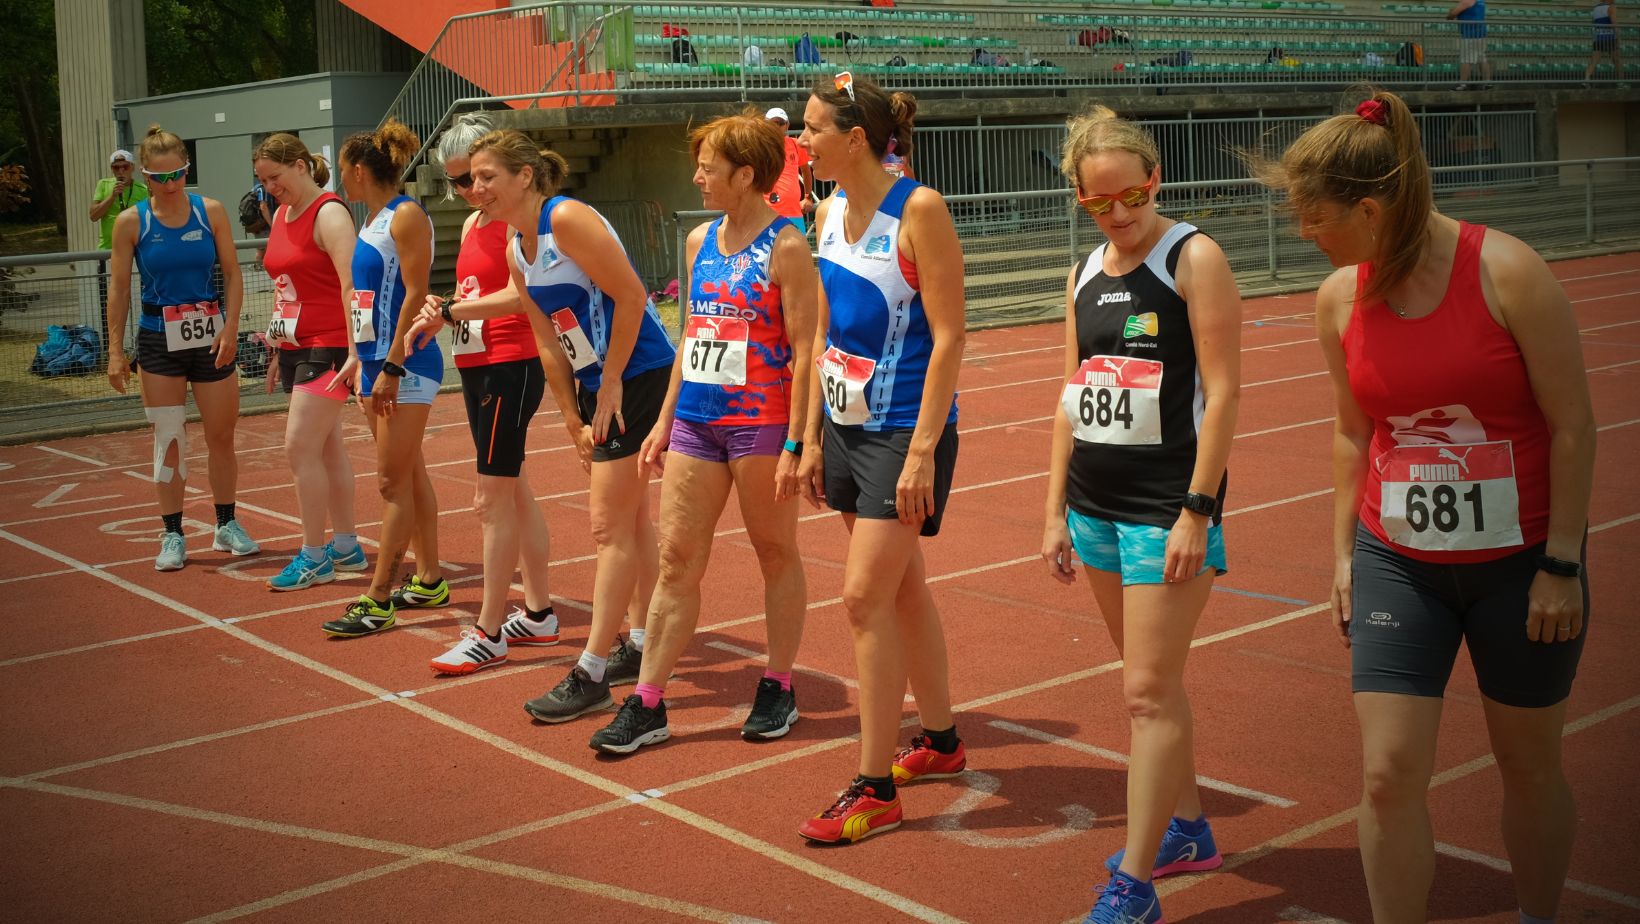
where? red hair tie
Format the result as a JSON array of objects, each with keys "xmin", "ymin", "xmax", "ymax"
[{"xmin": 1356, "ymin": 100, "xmax": 1388, "ymax": 126}]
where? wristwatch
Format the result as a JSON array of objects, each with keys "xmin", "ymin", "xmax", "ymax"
[
  {"xmin": 1535, "ymin": 554, "xmax": 1583, "ymax": 578},
  {"xmin": 381, "ymin": 360, "xmax": 408, "ymax": 378},
  {"xmin": 783, "ymin": 438, "xmax": 804, "ymax": 454},
  {"xmin": 441, "ymin": 299, "xmax": 457, "ymax": 325},
  {"xmin": 1182, "ymin": 492, "xmax": 1219, "ymax": 518}
]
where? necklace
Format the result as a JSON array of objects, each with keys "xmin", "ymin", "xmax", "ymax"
[{"xmin": 1389, "ymin": 302, "xmax": 1410, "ymax": 318}]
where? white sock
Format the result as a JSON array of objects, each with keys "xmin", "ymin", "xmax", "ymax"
[
  {"xmin": 629, "ymin": 628, "xmax": 647, "ymax": 651},
  {"xmin": 578, "ymin": 650, "xmax": 608, "ymax": 683},
  {"xmin": 331, "ymin": 533, "xmax": 359, "ymax": 554},
  {"xmin": 300, "ymin": 544, "xmax": 326, "ymax": 561}
]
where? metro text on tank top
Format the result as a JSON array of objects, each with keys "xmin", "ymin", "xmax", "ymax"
[
  {"xmin": 1064, "ymin": 221, "xmax": 1226, "ymax": 530},
  {"xmin": 816, "ymin": 176, "xmax": 957, "ymax": 432},
  {"xmin": 678, "ymin": 215, "xmax": 795, "ymax": 426},
  {"xmin": 510, "ymin": 195, "xmax": 675, "ymax": 392},
  {"xmin": 134, "ymin": 194, "xmax": 217, "ymax": 333},
  {"xmin": 353, "ymin": 194, "xmax": 441, "ymax": 373}
]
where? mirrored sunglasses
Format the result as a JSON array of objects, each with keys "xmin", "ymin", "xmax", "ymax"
[
  {"xmin": 833, "ymin": 70, "xmax": 856, "ymax": 103},
  {"xmin": 142, "ymin": 163, "xmax": 190, "ymax": 184},
  {"xmin": 1076, "ymin": 177, "xmax": 1157, "ymax": 217}
]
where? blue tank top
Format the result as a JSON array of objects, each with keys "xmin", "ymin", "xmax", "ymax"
[
  {"xmin": 816, "ymin": 177, "xmax": 958, "ymax": 431},
  {"xmin": 678, "ymin": 216, "xmax": 794, "ymax": 426},
  {"xmin": 353, "ymin": 194, "xmax": 440, "ymax": 372},
  {"xmin": 511, "ymin": 196, "xmax": 676, "ymax": 392},
  {"xmin": 1457, "ymin": 0, "xmax": 1486, "ymax": 38},
  {"xmin": 134, "ymin": 194, "xmax": 216, "ymax": 333}
]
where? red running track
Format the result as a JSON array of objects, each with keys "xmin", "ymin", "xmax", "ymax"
[{"xmin": 0, "ymin": 252, "xmax": 1636, "ymax": 923}]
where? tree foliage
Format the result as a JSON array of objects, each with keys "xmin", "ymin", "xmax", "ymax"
[
  {"xmin": 145, "ymin": 0, "xmax": 318, "ymax": 96},
  {"xmin": 0, "ymin": 0, "xmax": 63, "ymax": 227}
]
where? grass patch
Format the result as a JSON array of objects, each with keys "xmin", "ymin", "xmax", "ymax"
[{"xmin": 0, "ymin": 221, "xmax": 69, "ymax": 257}]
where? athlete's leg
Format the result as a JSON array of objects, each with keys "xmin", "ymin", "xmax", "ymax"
[
  {"xmin": 840, "ymin": 513, "xmax": 921, "ymax": 778},
  {"xmin": 285, "ymin": 389, "xmax": 349, "ymax": 548},
  {"xmin": 474, "ymin": 473, "xmax": 522, "ymax": 635},
  {"xmin": 731, "ymin": 452, "xmax": 805, "ymax": 674},
  {"xmin": 138, "ymin": 369, "xmax": 189, "ymax": 516},
  {"xmin": 363, "ymin": 402, "xmax": 432, "ymax": 602},
  {"xmin": 515, "ymin": 471, "xmax": 553, "ymax": 611},
  {"xmin": 1355, "ymin": 691, "xmax": 1444, "ymax": 923},
  {"xmin": 634, "ymin": 452, "xmax": 734, "ymax": 686},
  {"xmin": 896, "ymin": 544, "xmax": 952, "ymax": 732},
  {"xmin": 1482, "ymin": 696, "xmax": 1575, "ymax": 920},
  {"xmin": 190, "ymin": 372, "xmax": 240, "ymax": 505}
]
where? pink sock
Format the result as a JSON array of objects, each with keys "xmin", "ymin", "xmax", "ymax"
[
  {"xmin": 635, "ymin": 682, "xmax": 665, "ymax": 709},
  {"xmin": 763, "ymin": 670, "xmax": 792, "ymax": 691}
]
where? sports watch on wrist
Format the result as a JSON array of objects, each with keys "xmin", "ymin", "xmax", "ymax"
[
  {"xmin": 381, "ymin": 360, "xmax": 408, "ymax": 378},
  {"xmin": 1535, "ymin": 554, "xmax": 1583, "ymax": 578},
  {"xmin": 441, "ymin": 299, "xmax": 457, "ymax": 325},
  {"xmin": 1182, "ymin": 492, "xmax": 1219, "ymax": 518},
  {"xmin": 783, "ymin": 438, "xmax": 804, "ymax": 455}
]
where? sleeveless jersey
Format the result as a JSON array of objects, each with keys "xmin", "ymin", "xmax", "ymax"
[
  {"xmin": 1064, "ymin": 222, "xmax": 1226, "ymax": 529},
  {"xmin": 263, "ymin": 192, "xmax": 348, "ymax": 349},
  {"xmin": 677, "ymin": 216, "xmax": 794, "ymax": 426},
  {"xmin": 1347, "ymin": 222, "xmax": 1550, "ymax": 564},
  {"xmin": 452, "ymin": 215, "xmax": 537, "ymax": 369},
  {"xmin": 1457, "ymin": 0, "xmax": 1487, "ymax": 38},
  {"xmin": 353, "ymin": 195, "xmax": 440, "ymax": 374},
  {"xmin": 766, "ymin": 137, "xmax": 805, "ymax": 220},
  {"xmin": 511, "ymin": 195, "xmax": 675, "ymax": 392},
  {"xmin": 134, "ymin": 194, "xmax": 216, "ymax": 333},
  {"xmin": 1593, "ymin": 2, "xmax": 1614, "ymax": 37},
  {"xmin": 816, "ymin": 177, "xmax": 957, "ymax": 431}
]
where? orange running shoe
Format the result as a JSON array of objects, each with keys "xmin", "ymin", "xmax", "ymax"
[
  {"xmin": 797, "ymin": 779, "xmax": 902, "ymax": 844},
  {"xmin": 891, "ymin": 734, "xmax": 967, "ymax": 784}
]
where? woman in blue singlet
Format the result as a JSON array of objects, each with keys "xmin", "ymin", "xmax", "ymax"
[
  {"xmin": 1586, "ymin": 0, "xmax": 1623, "ymax": 82},
  {"xmin": 105, "ymin": 124, "xmax": 259, "ymax": 572}
]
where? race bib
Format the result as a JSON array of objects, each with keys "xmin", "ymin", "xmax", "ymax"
[
  {"xmin": 1061, "ymin": 355, "xmax": 1163, "ymax": 445},
  {"xmin": 266, "ymin": 301, "xmax": 300, "ymax": 348},
  {"xmin": 682, "ymin": 315, "xmax": 749, "ymax": 386},
  {"xmin": 1379, "ymin": 441, "xmax": 1523, "ymax": 552},
  {"xmin": 350, "ymin": 290, "xmax": 377, "ymax": 344},
  {"xmin": 818, "ymin": 345, "xmax": 877, "ymax": 426},
  {"xmin": 163, "ymin": 301, "xmax": 221, "ymax": 353},
  {"xmin": 551, "ymin": 308, "xmax": 597, "ymax": 371},
  {"xmin": 451, "ymin": 318, "xmax": 485, "ymax": 357}
]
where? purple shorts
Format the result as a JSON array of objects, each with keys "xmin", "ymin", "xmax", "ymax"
[{"xmin": 668, "ymin": 418, "xmax": 786, "ymax": 463}]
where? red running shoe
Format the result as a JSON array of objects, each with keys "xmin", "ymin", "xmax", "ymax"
[
  {"xmin": 891, "ymin": 734, "xmax": 967, "ymax": 784},
  {"xmin": 797, "ymin": 779, "xmax": 902, "ymax": 844}
]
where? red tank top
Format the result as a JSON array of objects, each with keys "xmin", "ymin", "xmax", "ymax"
[
  {"xmin": 263, "ymin": 192, "xmax": 348, "ymax": 349},
  {"xmin": 765, "ymin": 137, "xmax": 805, "ymax": 220},
  {"xmin": 452, "ymin": 216, "xmax": 537, "ymax": 369},
  {"xmin": 1345, "ymin": 221, "xmax": 1551, "ymax": 563}
]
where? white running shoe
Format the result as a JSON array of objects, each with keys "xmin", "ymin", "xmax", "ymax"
[
  {"xmin": 212, "ymin": 519, "xmax": 260, "ymax": 555},
  {"xmin": 154, "ymin": 532, "xmax": 187, "ymax": 572},
  {"xmin": 430, "ymin": 627, "xmax": 509, "ymax": 675},
  {"xmin": 499, "ymin": 605, "xmax": 560, "ymax": 646}
]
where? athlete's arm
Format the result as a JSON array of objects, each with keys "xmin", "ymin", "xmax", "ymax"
[
  {"xmin": 642, "ymin": 222, "xmax": 708, "ymax": 473},
  {"xmin": 1042, "ymin": 266, "xmax": 1082, "ymax": 584},
  {"xmin": 204, "ymin": 197, "xmax": 243, "ymax": 367},
  {"xmin": 1483, "ymin": 231, "xmax": 1595, "ymax": 643},
  {"xmin": 385, "ymin": 203, "xmax": 432, "ymax": 369},
  {"xmin": 550, "ymin": 199, "xmax": 651, "ymax": 443},
  {"xmin": 442, "ymin": 221, "xmax": 525, "ymax": 322},
  {"xmin": 312, "ymin": 198, "xmax": 362, "ymax": 393},
  {"xmin": 514, "ymin": 257, "xmax": 593, "ymax": 471},
  {"xmin": 895, "ymin": 186, "xmax": 966, "ymax": 526},
  {"xmin": 771, "ymin": 220, "xmax": 820, "ymax": 501},
  {"xmin": 797, "ymin": 197, "xmax": 834, "ymax": 509},
  {"xmin": 105, "ymin": 208, "xmax": 140, "ymax": 394},
  {"xmin": 1317, "ymin": 266, "xmax": 1371, "ymax": 647}
]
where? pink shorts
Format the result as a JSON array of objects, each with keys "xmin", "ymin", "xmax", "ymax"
[
  {"xmin": 667, "ymin": 418, "xmax": 785, "ymax": 463},
  {"xmin": 294, "ymin": 369, "xmax": 350, "ymax": 401}
]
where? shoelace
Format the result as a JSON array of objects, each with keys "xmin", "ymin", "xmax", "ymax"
[
  {"xmin": 607, "ymin": 699, "xmax": 651, "ymax": 735},
  {"xmin": 894, "ymin": 734, "xmax": 933, "ymax": 761},
  {"xmin": 458, "ymin": 627, "xmax": 489, "ymax": 645},
  {"xmin": 819, "ymin": 782, "xmax": 870, "ymax": 819},
  {"xmin": 748, "ymin": 680, "xmax": 783, "ymax": 717}
]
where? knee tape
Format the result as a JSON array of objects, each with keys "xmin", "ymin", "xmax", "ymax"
[{"xmin": 146, "ymin": 405, "xmax": 188, "ymax": 484}]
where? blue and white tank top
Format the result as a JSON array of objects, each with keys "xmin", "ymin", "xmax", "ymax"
[
  {"xmin": 1456, "ymin": 0, "xmax": 1486, "ymax": 38},
  {"xmin": 678, "ymin": 215, "xmax": 794, "ymax": 426},
  {"xmin": 511, "ymin": 195, "xmax": 676, "ymax": 392},
  {"xmin": 1594, "ymin": 1, "xmax": 1614, "ymax": 37},
  {"xmin": 352, "ymin": 194, "xmax": 440, "ymax": 371},
  {"xmin": 816, "ymin": 176, "xmax": 957, "ymax": 431},
  {"xmin": 134, "ymin": 194, "xmax": 216, "ymax": 332}
]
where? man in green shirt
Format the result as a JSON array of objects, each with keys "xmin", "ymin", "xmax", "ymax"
[{"xmin": 88, "ymin": 149, "xmax": 149, "ymax": 250}]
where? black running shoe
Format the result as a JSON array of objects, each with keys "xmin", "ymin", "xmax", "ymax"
[
  {"xmin": 605, "ymin": 634, "xmax": 643, "ymax": 687},
  {"xmin": 741, "ymin": 677, "xmax": 799, "ymax": 741},
  {"xmin": 589, "ymin": 695, "xmax": 671, "ymax": 754},
  {"xmin": 523, "ymin": 666, "xmax": 613, "ymax": 723}
]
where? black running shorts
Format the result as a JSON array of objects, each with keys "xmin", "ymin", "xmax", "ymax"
[
  {"xmin": 1349, "ymin": 523, "xmax": 1589, "ymax": 709},
  {"xmin": 574, "ymin": 365, "xmax": 670, "ymax": 463},
  {"xmin": 134, "ymin": 327, "xmax": 235, "ymax": 383},
  {"xmin": 822, "ymin": 417, "xmax": 959, "ymax": 538},
  {"xmin": 277, "ymin": 346, "xmax": 350, "ymax": 395},
  {"xmin": 460, "ymin": 357, "xmax": 546, "ymax": 477}
]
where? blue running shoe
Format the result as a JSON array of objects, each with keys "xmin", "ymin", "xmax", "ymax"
[
  {"xmin": 268, "ymin": 551, "xmax": 336, "ymax": 591},
  {"xmin": 1106, "ymin": 816, "xmax": 1223, "ymax": 879},
  {"xmin": 326, "ymin": 540, "xmax": 368, "ymax": 573},
  {"xmin": 1083, "ymin": 871, "xmax": 1163, "ymax": 924}
]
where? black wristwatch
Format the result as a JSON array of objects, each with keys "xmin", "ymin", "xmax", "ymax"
[
  {"xmin": 1182, "ymin": 492, "xmax": 1219, "ymax": 518},
  {"xmin": 1535, "ymin": 554, "xmax": 1583, "ymax": 578},
  {"xmin": 381, "ymin": 360, "xmax": 408, "ymax": 378},
  {"xmin": 441, "ymin": 299, "xmax": 457, "ymax": 325}
]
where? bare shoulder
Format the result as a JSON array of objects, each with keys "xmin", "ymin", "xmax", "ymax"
[
  {"xmin": 903, "ymin": 184, "xmax": 953, "ymax": 223},
  {"xmin": 1477, "ymin": 225, "xmax": 1552, "ymax": 289},
  {"xmin": 1314, "ymin": 266, "xmax": 1359, "ymax": 337}
]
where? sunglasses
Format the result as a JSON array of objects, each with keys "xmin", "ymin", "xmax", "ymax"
[
  {"xmin": 1076, "ymin": 177, "xmax": 1158, "ymax": 217},
  {"xmin": 142, "ymin": 163, "xmax": 190, "ymax": 184},
  {"xmin": 833, "ymin": 70, "xmax": 856, "ymax": 104},
  {"xmin": 446, "ymin": 171, "xmax": 474, "ymax": 190}
]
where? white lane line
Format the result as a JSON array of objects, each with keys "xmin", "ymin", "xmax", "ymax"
[
  {"xmin": 1590, "ymin": 512, "xmax": 1640, "ymax": 534},
  {"xmin": 1247, "ymin": 370, "xmax": 1329, "ymax": 388},
  {"xmin": 1237, "ymin": 416, "xmax": 1333, "ymax": 439},
  {"xmin": 1433, "ymin": 841, "xmax": 1640, "ymax": 912},
  {"xmin": 1582, "ymin": 318, "xmax": 1640, "ymax": 333},
  {"xmin": 1598, "ymin": 418, "xmax": 1639, "ymax": 432},
  {"xmin": 36, "ymin": 446, "xmax": 108, "ymax": 466},
  {"xmin": 1559, "ymin": 267, "xmax": 1640, "ymax": 283},
  {"xmin": 988, "ymin": 719, "xmax": 1298, "ymax": 808},
  {"xmin": 1223, "ymin": 488, "xmax": 1333, "ymax": 517},
  {"xmin": 1589, "ymin": 358, "xmax": 1640, "ymax": 373}
]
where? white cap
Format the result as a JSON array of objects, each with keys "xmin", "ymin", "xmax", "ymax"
[
  {"xmin": 765, "ymin": 107, "xmax": 789, "ymax": 122},
  {"xmin": 109, "ymin": 149, "xmax": 134, "ymax": 165}
]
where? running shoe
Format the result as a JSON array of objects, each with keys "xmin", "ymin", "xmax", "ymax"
[
  {"xmin": 797, "ymin": 779, "xmax": 902, "ymax": 844},
  {"xmin": 212, "ymin": 519, "xmax": 260, "ymax": 556},
  {"xmin": 604, "ymin": 634, "xmax": 642, "ymax": 687},
  {"xmin": 430, "ymin": 627, "xmax": 508, "ymax": 675},
  {"xmin": 589, "ymin": 694, "xmax": 671, "ymax": 754},
  {"xmin": 325, "ymin": 540, "xmax": 368, "ymax": 572},
  {"xmin": 499, "ymin": 605, "xmax": 560, "ymax": 646},
  {"xmin": 741, "ymin": 678, "xmax": 799, "ymax": 741},
  {"xmin": 390, "ymin": 574, "xmax": 450, "ymax": 608},
  {"xmin": 1105, "ymin": 817, "xmax": 1223, "ymax": 879},
  {"xmin": 322, "ymin": 595, "xmax": 396, "ymax": 638},
  {"xmin": 268, "ymin": 550, "xmax": 335, "ymax": 591},
  {"xmin": 154, "ymin": 531, "xmax": 187, "ymax": 572},
  {"xmin": 523, "ymin": 666, "xmax": 613, "ymax": 723},
  {"xmin": 1083, "ymin": 871, "xmax": 1163, "ymax": 924},
  {"xmin": 891, "ymin": 734, "xmax": 967, "ymax": 784}
]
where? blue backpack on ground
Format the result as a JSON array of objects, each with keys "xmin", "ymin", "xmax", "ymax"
[
  {"xmin": 30, "ymin": 324, "xmax": 102, "ymax": 377},
  {"xmin": 794, "ymin": 32, "xmax": 822, "ymax": 65}
]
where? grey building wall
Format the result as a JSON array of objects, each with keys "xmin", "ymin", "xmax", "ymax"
[{"xmin": 58, "ymin": 0, "xmax": 148, "ymax": 253}]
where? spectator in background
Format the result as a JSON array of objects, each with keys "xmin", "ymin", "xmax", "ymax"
[
  {"xmin": 1447, "ymin": 0, "xmax": 1492, "ymax": 90},
  {"xmin": 764, "ymin": 107, "xmax": 815, "ymax": 232},
  {"xmin": 1586, "ymin": 0, "xmax": 1623, "ymax": 83},
  {"xmin": 89, "ymin": 149, "xmax": 150, "ymax": 349}
]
